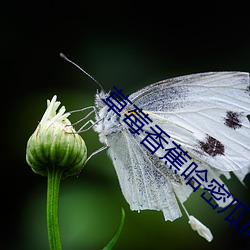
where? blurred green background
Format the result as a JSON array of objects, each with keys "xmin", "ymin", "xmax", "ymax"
[{"xmin": 2, "ymin": 2, "xmax": 250, "ymax": 250}]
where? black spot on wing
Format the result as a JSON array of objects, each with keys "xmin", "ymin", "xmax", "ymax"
[
  {"xmin": 224, "ymin": 111, "xmax": 243, "ymax": 130},
  {"xmin": 199, "ymin": 135, "xmax": 225, "ymax": 157}
]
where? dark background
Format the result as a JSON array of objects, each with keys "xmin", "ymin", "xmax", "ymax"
[{"xmin": 2, "ymin": 2, "xmax": 250, "ymax": 250}]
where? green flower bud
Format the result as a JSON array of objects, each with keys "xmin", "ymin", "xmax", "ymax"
[{"xmin": 26, "ymin": 95, "xmax": 87, "ymax": 178}]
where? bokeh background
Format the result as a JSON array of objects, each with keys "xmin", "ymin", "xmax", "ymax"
[{"xmin": 2, "ymin": 2, "xmax": 250, "ymax": 250}]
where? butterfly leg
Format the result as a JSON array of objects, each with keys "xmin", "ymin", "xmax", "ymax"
[
  {"xmin": 77, "ymin": 145, "xmax": 108, "ymax": 176},
  {"xmin": 85, "ymin": 145, "xmax": 108, "ymax": 165},
  {"xmin": 70, "ymin": 106, "xmax": 96, "ymax": 125},
  {"xmin": 77, "ymin": 117, "xmax": 104, "ymax": 133},
  {"xmin": 68, "ymin": 106, "xmax": 101, "ymax": 132}
]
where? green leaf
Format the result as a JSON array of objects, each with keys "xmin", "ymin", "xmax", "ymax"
[{"xmin": 102, "ymin": 208, "xmax": 125, "ymax": 250}]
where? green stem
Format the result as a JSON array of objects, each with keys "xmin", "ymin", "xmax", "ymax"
[{"xmin": 47, "ymin": 165, "xmax": 63, "ymax": 250}]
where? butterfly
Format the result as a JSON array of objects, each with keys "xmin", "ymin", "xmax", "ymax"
[
  {"xmin": 92, "ymin": 72, "xmax": 250, "ymax": 223},
  {"xmin": 60, "ymin": 53, "xmax": 250, "ymax": 240}
]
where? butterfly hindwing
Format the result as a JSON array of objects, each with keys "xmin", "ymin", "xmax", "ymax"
[{"xmin": 106, "ymin": 129, "xmax": 194, "ymax": 221}]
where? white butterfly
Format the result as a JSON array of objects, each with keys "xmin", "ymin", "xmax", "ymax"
[
  {"xmin": 59, "ymin": 53, "xmax": 250, "ymax": 241},
  {"xmin": 89, "ymin": 72, "xmax": 250, "ymax": 241}
]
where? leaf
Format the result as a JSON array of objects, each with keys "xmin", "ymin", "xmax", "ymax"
[{"xmin": 102, "ymin": 208, "xmax": 125, "ymax": 250}]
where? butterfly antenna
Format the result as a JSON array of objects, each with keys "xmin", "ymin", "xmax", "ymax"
[{"xmin": 60, "ymin": 53, "xmax": 104, "ymax": 91}]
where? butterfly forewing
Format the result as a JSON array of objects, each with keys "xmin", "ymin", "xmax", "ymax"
[{"xmin": 127, "ymin": 72, "xmax": 250, "ymax": 172}]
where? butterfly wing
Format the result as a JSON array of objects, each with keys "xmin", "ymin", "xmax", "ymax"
[
  {"xmin": 106, "ymin": 128, "xmax": 194, "ymax": 221},
  {"xmin": 128, "ymin": 72, "xmax": 250, "ymax": 173}
]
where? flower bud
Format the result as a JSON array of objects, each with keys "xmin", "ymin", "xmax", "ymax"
[{"xmin": 26, "ymin": 95, "xmax": 87, "ymax": 178}]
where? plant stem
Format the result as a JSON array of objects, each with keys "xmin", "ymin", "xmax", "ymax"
[{"xmin": 47, "ymin": 165, "xmax": 63, "ymax": 250}]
